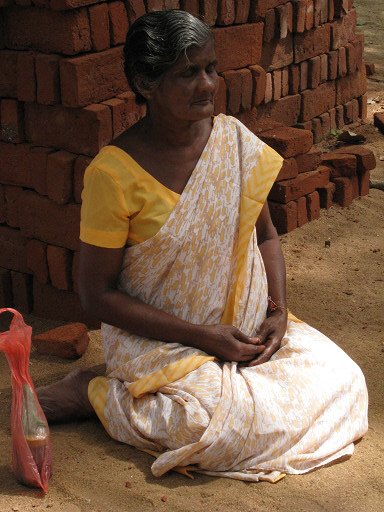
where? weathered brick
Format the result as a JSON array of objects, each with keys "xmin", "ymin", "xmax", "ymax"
[
  {"xmin": 11, "ymin": 271, "xmax": 33, "ymax": 313},
  {"xmin": 353, "ymin": 33, "xmax": 364, "ymax": 70},
  {"xmin": 33, "ymin": 278, "xmax": 100, "ymax": 327},
  {"xmin": 35, "ymin": 54, "xmax": 61, "ymax": 105},
  {"xmin": 320, "ymin": 0, "xmax": 329, "ymax": 24},
  {"xmin": 264, "ymin": 8, "xmax": 276, "ymax": 42},
  {"xmin": 331, "ymin": 8, "xmax": 356, "ymax": 49},
  {"xmin": 338, "ymin": 46, "xmax": 347, "ymax": 77},
  {"xmin": 250, "ymin": 0, "xmax": 291, "ymax": 19},
  {"xmin": 333, "ymin": 146, "xmax": 376, "ymax": 172},
  {"xmin": 272, "ymin": 69, "xmax": 282, "ymax": 101},
  {"xmin": 373, "ymin": 112, "xmax": 384, "ymax": 133},
  {"xmin": 1, "ymin": 99, "xmax": 24, "ymax": 143},
  {"xmin": 364, "ymin": 62, "xmax": 374, "ymax": 77},
  {"xmin": 200, "ymin": 0, "xmax": 218, "ymax": 26},
  {"xmin": 4, "ymin": 6, "xmax": 91, "ymax": 55},
  {"xmin": 320, "ymin": 111, "xmax": 331, "ymax": 137},
  {"xmin": 32, "ymin": 323, "xmax": 90, "ymax": 359},
  {"xmin": 268, "ymin": 200, "xmax": 298, "ymax": 234},
  {"xmin": 24, "ymin": 103, "xmax": 112, "ymax": 157},
  {"xmin": 314, "ymin": 0, "xmax": 321, "ymax": 26},
  {"xmin": 336, "ymin": 69, "xmax": 366, "ymax": 105},
  {"xmin": 318, "ymin": 181, "xmax": 336, "ymax": 208},
  {"xmin": 305, "ymin": 0, "xmax": 314, "ymax": 29},
  {"xmin": 281, "ymin": 66, "xmax": 289, "ymax": 96},
  {"xmin": 214, "ymin": 76, "xmax": 227, "ymax": 115},
  {"xmin": 335, "ymin": 104, "xmax": 344, "ymax": 128},
  {"xmin": 295, "ymin": 146, "xmax": 322, "ymax": 173},
  {"xmin": 320, "ymin": 53, "xmax": 328, "ymax": 82},
  {"xmin": 293, "ymin": 23, "xmax": 331, "ymax": 63},
  {"xmin": 4, "ymin": 185, "xmax": 23, "ymax": 228},
  {"xmin": 268, "ymin": 166, "xmax": 330, "ymax": 202},
  {"xmin": 20, "ymin": 191, "xmax": 80, "ymax": 251},
  {"xmin": 299, "ymin": 60, "xmax": 308, "ymax": 91},
  {"xmin": 359, "ymin": 170, "xmax": 370, "ymax": 196},
  {"xmin": 125, "ymin": 0, "xmax": 146, "ymax": 25},
  {"xmin": 333, "ymin": 0, "xmax": 350, "ymax": 17},
  {"xmin": 29, "ymin": 146, "xmax": 55, "ymax": 196},
  {"xmin": 0, "ymin": 142, "xmax": 32, "ymax": 188},
  {"xmin": 217, "ymin": 0, "xmax": 236, "ymax": 25},
  {"xmin": 332, "ymin": 176, "xmax": 353, "ymax": 206},
  {"xmin": 60, "ymin": 47, "xmax": 127, "ymax": 108},
  {"xmin": 276, "ymin": 157, "xmax": 299, "ymax": 181},
  {"xmin": 222, "ymin": 70, "xmax": 242, "ymax": 115},
  {"xmin": 260, "ymin": 33, "xmax": 293, "ymax": 72},
  {"xmin": 346, "ymin": 42, "xmax": 357, "ymax": 73},
  {"xmin": 0, "ymin": 50, "xmax": 18, "ymax": 98},
  {"xmin": 329, "ymin": 107, "xmax": 336, "ymax": 129},
  {"xmin": 109, "ymin": 1, "xmax": 129, "ymax": 45},
  {"xmin": 294, "ymin": 121, "xmax": 313, "ymax": 130},
  {"xmin": 292, "ymin": 0, "xmax": 306, "ymax": 32},
  {"xmin": 235, "ymin": 108, "xmax": 258, "ymax": 134},
  {"xmin": 311, "ymin": 117, "xmax": 323, "ymax": 143},
  {"xmin": 296, "ymin": 195, "xmax": 308, "ymax": 226},
  {"xmin": 277, "ymin": 3, "xmax": 290, "ymax": 38},
  {"xmin": 73, "ymin": 155, "xmax": 92, "ymax": 204},
  {"xmin": 0, "ymin": 268, "xmax": 12, "ymax": 308},
  {"xmin": 246, "ymin": 119, "xmax": 284, "ymax": 136},
  {"xmin": 322, "ymin": 152, "xmax": 357, "ymax": 177},
  {"xmin": 26, "ymin": 239, "xmax": 48, "ymax": 284},
  {"xmin": 308, "ymin": 56, "xmax": 321, "ymax": 88},
  {"xmin": 213, "ymin": 23, "xmax": 264, "ymax": 73},
  {"xmin": 240, "ymin": 68, "xmax": 253, "ymax": 111},
  {"xmin": 88, "ymin": 3, "xmax": 110, "ymax": 52},
  {"xmin": 300, "ymin": 80, "xmax": 336, "ymax": 121},
  {"xmin": 47, "ymin": 245, "xmax": 73, "ymax": 291},
  {"xmin": 358, "ymin": 94, "xmax": 367, "ymax": 120},
  {"xmin": 264, "ymin": 73, "xmax": 273, "ymax": 104},
  {"xmin": 350, "ymin": 173, "xmax": 359, "ymax": 199},
  {"xmin": 289, "ymin": 63, "xmax": 300, "ymax": 94},
  {"xmin": 249, "ymin": 65, "xmax": 266, "ymax": 106},
  {"xmin": 257, "ymin": 94, "xmax": 302, "ymax": 126},
  {"xmin": 327, "ymin": 50, "xmax": 338, "ymax": 79},
  {"xmin": 102, "ymin": 94, "xmax": 144, "ymax": 139},
  {"xmin": 0, "ymin": 226, "xmax": 30, "ymax": 273},
  {"xmin": 259, "ymin": 126, "xmax": 313, "ymax": 158},
  {"xmin": 47, "ymin": 151, "xmax": 76, "ymax": 205},
  {"xmin": 234, "ymin": 0, "xmax": 251, "ymax": 23},
  {"xmin": 306, "ymin": 190, "xmax": 320, "ymax": 220},
  {"xmin": 17, "ymin": 51, "xmax": 36, "ymax": 102}
]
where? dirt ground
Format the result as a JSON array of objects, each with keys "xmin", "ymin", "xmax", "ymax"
[{"xmin": 1, "ymin": 2, "xmax": 383, "ymax": 511}]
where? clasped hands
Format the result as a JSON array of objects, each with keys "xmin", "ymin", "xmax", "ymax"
[{"xmin": 200, "ymin": 309, "xmax": 288, "ymax": 366}]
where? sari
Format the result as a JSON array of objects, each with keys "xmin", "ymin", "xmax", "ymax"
[{"xmin": 88, "ymin": 114, "xmax": 368, "ymax": 482}]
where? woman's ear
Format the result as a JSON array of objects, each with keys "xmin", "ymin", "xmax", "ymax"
[{"xmin": 134, "ymin": 75, "xmax": 155, "ymax": 101}]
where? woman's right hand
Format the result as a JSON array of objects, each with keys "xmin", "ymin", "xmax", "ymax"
[{"xmin": 197, "ymin": 324, "xmax": 265, "ymax": 362}]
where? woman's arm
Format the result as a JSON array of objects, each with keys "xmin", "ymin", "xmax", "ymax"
[
  {"xmin": 247, "ymin": 202, "xmax": 288, "ymax": 366},
  {"xmin": 78, "ymin": 241, "xmax": 266, "ymax": 362}
]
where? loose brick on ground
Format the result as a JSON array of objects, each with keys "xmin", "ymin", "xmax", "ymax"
[
  {"xmin": 359, "ymin": 170, "xmax": 370, "ymax": 196},
  {"xmin": 32, "ymin": 323, "xmax": 90, "ymax": 359},
  {"xmin": 373, "ymin": 112, "xmax": 384, "ymax": 134},
  {"xmin": 333, "ymin": 146, "xmax": 376, "ymax": 172},
  {"xmin": 332, "ymin": 176, "xmax": 353, "ymax": 206},
  {"xmin": 321, "ymin": 152, "xmax": 357, "ymax": 178},
  {"xmin": 365, "ymin": 62, "xmax": 375, "ymax": 77},
  {"xmin": 259, "ymin": 126, "xmax": 313, "ymax": 158}
]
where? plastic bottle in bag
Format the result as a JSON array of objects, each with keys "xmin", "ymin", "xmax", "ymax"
[{"xmin": 0, "ymin": 308, "xmax": 52, "ymax": 492}]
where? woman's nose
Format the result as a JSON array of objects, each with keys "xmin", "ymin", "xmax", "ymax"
[{"xmin": 198, "ymin": 71, "xmax": 218, "ymax": 95}]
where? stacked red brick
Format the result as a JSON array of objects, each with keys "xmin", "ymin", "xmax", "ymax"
[{"xmin": 0, "ymin": 0, "xmax": 370, "ymax": 322}]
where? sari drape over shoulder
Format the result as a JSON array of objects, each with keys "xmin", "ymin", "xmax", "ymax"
[{"xmin": 88, "ymin": 114, "xmax": 368, "ymax": 483}]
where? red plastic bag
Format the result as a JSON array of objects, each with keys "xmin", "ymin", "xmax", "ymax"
[{"xmin": 0, "ymin": 308, "xmax": 52, "ymax": 492}]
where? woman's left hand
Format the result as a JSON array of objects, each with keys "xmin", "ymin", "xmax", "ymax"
[{"xmin": 247, "ymin": 309, "xmax": 288, "ymax": 366}]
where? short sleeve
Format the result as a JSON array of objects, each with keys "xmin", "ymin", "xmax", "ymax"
[{"xmin": 80, "ymin": 166, "xmax": 130, "ymax": 248}]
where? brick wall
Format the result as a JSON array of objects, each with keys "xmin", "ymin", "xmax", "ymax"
[{"xmin": 0, "ymin": 0, "xmax": 372, "ymax": 323}]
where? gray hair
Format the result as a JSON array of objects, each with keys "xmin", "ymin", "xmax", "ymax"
[{"xmin": 123, "ymin": 10, "xmax": 214, "ymax": 105}]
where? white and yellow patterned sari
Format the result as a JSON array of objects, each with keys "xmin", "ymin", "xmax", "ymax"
[{"xmin": 88, "ymin": 114, "xmax": 368, "ymax": 483}]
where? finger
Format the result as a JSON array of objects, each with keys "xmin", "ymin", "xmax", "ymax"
[
  {"xmin": 247, "ymin": 339, "xmax": 280, "ymax": 366},
  {"xmin": 255, "ymin": 321, "xmax": 274, "ymax": 344},
  {"xmin": 239, "ymin": 344, "xmax": 266, "ymax": 360},
  {"xmin": 233, "ymin": 328, "xmax": 259, "ymax": 345}
]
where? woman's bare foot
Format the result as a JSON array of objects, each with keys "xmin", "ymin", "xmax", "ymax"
[{"xmin": 36, "ymin": 368, "xmax": 98, "ymax": 424}]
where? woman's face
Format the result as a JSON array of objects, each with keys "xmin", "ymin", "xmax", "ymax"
[{"xmin": 147, "ymin": 39, "xmax": 219, "ymax": 123}]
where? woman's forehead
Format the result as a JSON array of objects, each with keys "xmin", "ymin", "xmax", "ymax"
[{"xmin": 175, "ymin": 40, "xmax": 217, "ymax": 69}]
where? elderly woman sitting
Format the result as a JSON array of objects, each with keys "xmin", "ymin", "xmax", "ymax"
[{"xmin": 38, "ymin": 9, "xmax": 368, "ymax": 483}]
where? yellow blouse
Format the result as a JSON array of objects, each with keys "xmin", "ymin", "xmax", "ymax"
[{"xmin": 80, "ymin": 145, "xmax": 180, "ymax": 248}]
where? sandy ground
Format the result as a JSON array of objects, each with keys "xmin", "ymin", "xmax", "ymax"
[{"xmin": 1, "ymin": 2, "xmax": 383, "ymax": 511}]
